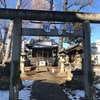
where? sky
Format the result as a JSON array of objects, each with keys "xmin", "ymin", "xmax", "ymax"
[
  {"xmin": 54, "ymin": 0, "xmax": 100, "ymax": 47},
  {"xmin": 54, "ymin": 0, "xmax": 100, "ymax": 43},
  {"xmin": 32, "ymin": 0, "xmax": 100, "ymax": 44},
  {"xmin": 1, "ymin": 0, "xmax": 100, "ymax": 45}
]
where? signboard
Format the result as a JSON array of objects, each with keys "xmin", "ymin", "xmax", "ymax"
[
  {"xmin": 66, "ymin": 22, "xmax": 74, "ymax": 33},
  {"xmin": 39, "ymin": 61, "xmax": 46, "ymax": 66},
  {"xmin": 42, "ymin": 21, "xmax": 51, "ymax": 32}
]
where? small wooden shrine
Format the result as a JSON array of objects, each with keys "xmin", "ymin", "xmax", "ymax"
[
  {"xmin": 26, "ymin": 38, "xmax": 58, "ymax": 66},
  {"xmin": 59, "ymin": 43, "xmax": 83, "ymax": 70}
]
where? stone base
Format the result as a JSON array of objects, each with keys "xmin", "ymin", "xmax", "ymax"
[
  {"xmin": 65, "ymin": 77, "xmax": 72, "ymax": 81},
  {"xmin": 20, "ymin": 72, "xmax": 27, "ymax": 77},
  {"xmin": 57, "ymin": 71, "xmax": 67, "ymax": 77}
]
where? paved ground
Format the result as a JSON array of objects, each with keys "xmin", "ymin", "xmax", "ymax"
[
  {"xmin": 33, "ymin": 67, "xmax": 67, "ymax": 84},
  {"xmin": 21, "ymin": 66, "xmax": 69, "ymax": 100},
  {"xmin": 21, "ymin": 65, "xmax": 100, "ymax": 100},
  {"xmin": 30, "ymin": 81, "xmax": 69, "ymax": 100}
]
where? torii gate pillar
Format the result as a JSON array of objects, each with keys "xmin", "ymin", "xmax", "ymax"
[
  {"xmin": 9, "ymin": 17, "xmax": 22, "ymax": 100},
  {"xmin": 83, "ymin": 21, "xmax": 93, "ymax": 100}
]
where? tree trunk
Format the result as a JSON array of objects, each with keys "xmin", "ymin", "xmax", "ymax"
[
  {"xmin": 0, "ymin": 29, "xmax": 8, "ymax": 63},
  {"xmin": 58, "ymin": 37, "xmax": 63, "ymax": 52},
  {"xmin": 0, "ymin": 31, "xmax": 2, "ymax": 49},
  {"xmin": 2, "ymin": 0, "xmax": 22, "ymax": 66},
  {"xmin": 0, "ymin": 31, "xmax": 2, "ymax": 62},
  {"xmin": 0, "ymin": 29, "xmax": 7, "ymax": 53},
  {"xmin": 58, "ymin": 0, "xmax": 68, "ymax": 52}
]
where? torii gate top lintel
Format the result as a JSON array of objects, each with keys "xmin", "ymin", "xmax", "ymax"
[{"xmin": 0, "ymin": 8, "xmax": 100, "ymax": 23}]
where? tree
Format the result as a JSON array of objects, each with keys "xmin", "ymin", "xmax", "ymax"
[
  {"xmin": 0, "ymin": 31, "xmax": 3, "ymax": 63},
  {"xmin": 1, "ymin": 0, "xmax": 31, "ymax": 66},
  {"xmin": 1, "ymin": 0, "xmax": 22, "ymax": 66},
  {"xmin": 32, "ymin": 0, "xmax": 51, "ymax": 40},
  {"xmin": 63, "ymin": 20, "xmax": 83, "ymax": 45},
  {"xmin": 63, "ymin": 0, "xmax": 94, "ymax": 45},
  {"xmin": 0, "ymin": 28, "xmax": 8, "ymax": 59},
  {"xmin": 0, "ymin": 0, "xmax": 10, "ymax": 62},
  {"xmin": 58, "ymin": 0, "xmax": 68, "ymax": 53}
]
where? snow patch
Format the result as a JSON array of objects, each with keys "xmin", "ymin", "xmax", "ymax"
[{"xmin": 0, "ymin": 80, "xmax": 33, "ymax": 100}]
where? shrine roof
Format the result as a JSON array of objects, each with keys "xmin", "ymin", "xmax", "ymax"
[
  {"xmin": 59, "ymin": 43, "xmax": 83, "ymax": 55},
  {"xmin": 25, "ymin": 39, "xmax": 58, "ymax": 49}
]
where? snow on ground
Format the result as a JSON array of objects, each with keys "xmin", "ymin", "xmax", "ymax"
[
  {"xmin": 0, "ymin": 80, "xmax": 100, "ymax": 100},
  {"xmin": 19, "ymin": 80, "xmax": 33, "ymax": 100},
  {"xmin": 63, "ymin": 89, "xmax": 84, "ymax": 100},
  {"xmin": 0, "ymin": 80, "xmax": 33, "ymax": 100},
  {"xmin": 63, "ymin": 83, "xmax": 100, "ymax": 100}
]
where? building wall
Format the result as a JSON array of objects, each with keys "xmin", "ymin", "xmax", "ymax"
[
  {"xmin": 91, "ymin": 40, "xmax": 100, "ymax": 65},
  {"xmin": 27, "ymin": 48, "xmax": 58, "ymax": 66},
  {"xmin": 91, "ymin": 53, "xmax": 100, "ymax": 65}
]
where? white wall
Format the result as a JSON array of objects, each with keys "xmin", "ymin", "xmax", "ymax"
[
  {"xmin": 91, "ymin": 54, "xmax": 100, "ymax": 65},
  {"xmin": 91, "ymin": 40, "xmax": 100, "ymax": 65}
]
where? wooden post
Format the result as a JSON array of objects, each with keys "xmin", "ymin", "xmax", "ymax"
[
  {"xmin": 9, "ymin": 17, "xmax": 22, "ymax": 100},
  {"xmin": 82, "ymin": 21, "xmax": 93, "ymax": 100}
]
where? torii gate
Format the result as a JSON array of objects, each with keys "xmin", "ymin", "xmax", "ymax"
[{"xmin": 0, "ymin": 8, "xmax": 99, "ymax": 100}]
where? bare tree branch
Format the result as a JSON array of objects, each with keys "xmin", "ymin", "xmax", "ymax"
[
  {"xmin": 77, "ymin": 1, "xmax": 94, "ymax": 12},
  {"xmin": 67, "ymin": 1, "xmax": 81, "ymax": 10},
  {"xmin": 2, "ymin": 0, "xmax": 22, "ymax": 66},
  {"xmin": 15, "ymin": 0, "xmax": 22, "ymax": 9},
  {"xmin": 3, "ymin": 0, "xmax": 7, "ymax": 8},
  {"xmin": 0, "ymin": 0, "xmax": 7, "ymax": 8},
  {"xmin": 67, "ymin": 0, "xmax": 94, "ymax": 12},
  {"xmin": 20, "ymin": 0, "xmax": 31, "ymax": 9}
]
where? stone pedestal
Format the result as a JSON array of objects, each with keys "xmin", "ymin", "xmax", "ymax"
[
  {"xmin": 20, "ymin": 52, "xmax": 26, "ymax": 75},
  {"xmin": 65, "ymin": 67, "xmax": 73, "ymax": 81},
  {"xmin": 74, "ymin": 53, "xmax": 82, "ymax": 70},
  {"xmin": 20, "ymin": 61, "xmax": 25, "ymax": 74}
]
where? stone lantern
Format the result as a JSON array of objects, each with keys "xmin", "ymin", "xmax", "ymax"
[
  {"xmin": 57, "ymin": 53, "xmax": 67, "ymax": 76},
  {"xmin": 57, "ymin": 53, "xmax": 73, "ymax": 81}
]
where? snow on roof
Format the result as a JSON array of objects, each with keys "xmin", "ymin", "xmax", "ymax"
[{"xmin": 26, "ymin": 39, "xmax": 58, "ymax": 49}]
